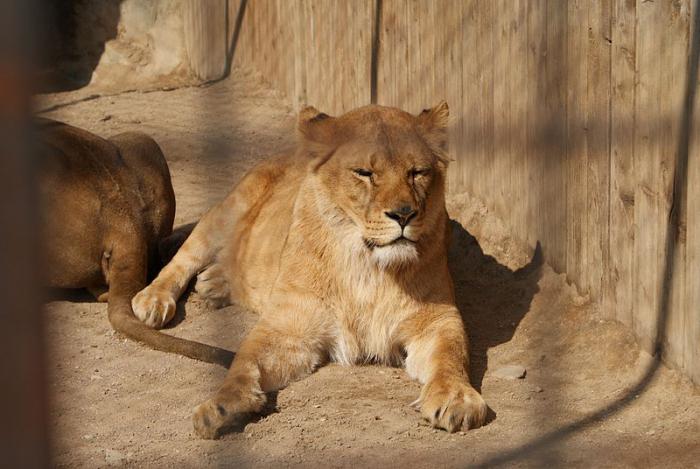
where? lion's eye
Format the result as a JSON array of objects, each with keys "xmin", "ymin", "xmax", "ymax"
[
  {"xmin": 353, "ymin": 168, "xmax": 373, "ymax": 178},
  {"xmin": 410, "ymin": 168, "xmax": 430, "ymax": 178}
]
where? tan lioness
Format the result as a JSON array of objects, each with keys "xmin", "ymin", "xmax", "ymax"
[
  {"xmin": 38, "ymin": 118, "xmax": 233, "ymax": 366},
  {"xmin": 132, "ymin": 102, "xmax": 488, "ymax": 438}
]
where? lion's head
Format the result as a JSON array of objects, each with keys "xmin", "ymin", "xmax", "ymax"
[{"xmin": 298, "ymin": 102, "xmax": 450, "ymax": 269}]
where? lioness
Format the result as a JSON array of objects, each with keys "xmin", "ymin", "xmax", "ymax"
[
  {"xmin": 38, "ymin": 118, "xmax": 233, "ymax": 366},
  {"xmin": 132, "ymin": 102, "xmax": 488, "ymax": 438}
]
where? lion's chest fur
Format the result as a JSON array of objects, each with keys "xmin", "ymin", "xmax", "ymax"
[{"xmin": 322, "ymin": 235, "xmax": 419, "ymax": 366}]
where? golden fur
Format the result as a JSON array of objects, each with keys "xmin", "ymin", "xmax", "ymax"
[{"xmin": 133, "ymin": 102, "xmax": 487, "ymax": 438}]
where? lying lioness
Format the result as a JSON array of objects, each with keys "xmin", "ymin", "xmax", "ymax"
[
  {"xmin": 38, "ymin": 118, "xmax": 233, "ymax": 366},
  {"xmin": 132, "ymin": 102, "xmax": 488, "ymax": 438}
]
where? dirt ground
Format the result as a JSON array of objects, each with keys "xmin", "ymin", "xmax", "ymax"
[{"xmin": 38, "ymin": 69, "xmax": 700, "ymax": 468}]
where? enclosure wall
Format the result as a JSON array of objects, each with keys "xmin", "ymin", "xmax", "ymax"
[{"xmin": 188, "ymin": 0, "xmax": 700, "ymax": 384}]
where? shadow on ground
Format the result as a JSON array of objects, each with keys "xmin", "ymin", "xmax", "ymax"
[{"xmin": 448, "ymin": 220, "xmax": 543, "ymax": 393}]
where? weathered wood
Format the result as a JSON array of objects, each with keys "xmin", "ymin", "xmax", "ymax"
[
  {"xmin": 586, "ymin": 0, "xmax": 612, "ymax": 304},
  {"xmin": 687, "ymin": 0, "xmax": 700, "ymax": 386},
  {"xmin": 663, "ymin": 0, "xmax": 691, "ymax": 372},
  {"xmin": 184, "ymin": 0, "xmax": 228, "ymax": 81},
  {"xmin": 566, "ymin": 0, "xmax": 589, "ymax": 291},
  {"xmin": 634, "ymin": 0, "xmax": 663, "ymax": 352},
  {"xmin": 608, "ymin": 0, "xmax": 637, "ymax": 328},
  {"xmin": 542, "ymin": 0, "xmax": 568, "ymax": 273}
]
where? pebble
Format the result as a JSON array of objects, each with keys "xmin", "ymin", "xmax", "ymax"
[{"xmin": 492, "ymin": 365, "xmax": 527, "ymax": 380}]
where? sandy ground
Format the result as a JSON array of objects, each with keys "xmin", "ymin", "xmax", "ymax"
[{"xmin": 38, "ymin": 69, "xmax": 700, "ymax": 468}]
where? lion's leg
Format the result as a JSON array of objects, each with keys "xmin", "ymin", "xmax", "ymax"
[
  {"xmin": 192, "ymin": 306, "xmax": 329, "ymax": 439},
  {"xmin": 401, "ymin": 308, "xmax": 487, "ymax": 432},
  {"xmin": 131, "ymin": 198, "xmax": 236, "ymax": 328}
]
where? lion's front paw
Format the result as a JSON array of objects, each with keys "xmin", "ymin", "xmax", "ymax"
[
  {"xmin": 131, "ymin": 285, "xmax": 176, "ymax": 329},
  {"xmin": 192, "ymin": 399, "xmax": 230, "ymax": 440},
  {"xmin": 195, "ymin": 264, "xmax": 231, "ymax": 307},
  {"xmin": 418, "ymin": 380, "xmax": 487, "ymax": 432}
]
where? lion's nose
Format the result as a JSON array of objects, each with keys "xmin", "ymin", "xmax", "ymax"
[{"xmin": 385, "ymin": 205, "xmax": 417, "ymax": 227}]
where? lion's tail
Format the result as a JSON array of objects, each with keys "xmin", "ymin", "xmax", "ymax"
[
  {"xmin": 107, "ymin": 297, "xmax": 234, "ymax": 368},
  {"xmin": 106, "ymin": 246, "xmax": 234, "ymax": 368}
]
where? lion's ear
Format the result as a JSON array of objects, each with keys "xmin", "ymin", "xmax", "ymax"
[
  {"xmin": 416, "ymin": 101, "xmax": 449, "ymax": 151},
  {"xmin": 298, "ymin": 106, "xmax": 337, "ymax": 145},
  {"xmin": 297, "ymin": 106, "xmax": 342, "ymax": 170}
]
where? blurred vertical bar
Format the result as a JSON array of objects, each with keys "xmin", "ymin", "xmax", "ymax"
[{"xmin": 0, "ymin": 0, "xmax": 49, "ymax": 466}]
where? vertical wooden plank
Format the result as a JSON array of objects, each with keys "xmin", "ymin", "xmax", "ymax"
[
  {"xmin": 303, "ymin": 0, "xmax": 316, "ymax": 108},
  {"xmin": 608, "ymin": 0, "xmax": 637, "ymax": 326},
  {"xmin": 460, "ymin": 0, "xmax": 478, "ymax": 195},
  {"xmin": 293, "ymin": 0, "xmax": 308, "ymax": 107},
  {"xmin": 687, "ymin": 0, "xmax": 700, "ymax": 384},
  {"xmin": 236, "ymin": 0, "xmax": 255, "ymax": 70},
  {"xmin": 476, "ymin": 1, "xmax": 495, "ymax": 205},
  {"xmin": 301, "ymin": 0, "xmax": 314, "ymax": 106},
  {"xmin": 397, "ymin": 1, "xmax": 409, "ymax": 109},
  {"xmin": 432, "ymin": 0, "xmax": 447, "ymax": 111},
  {"xmin": 542, "ymin": 0, "xmax": 569, "ymax": 273},
  {"xmin": 511, "ymin": 0, "xmax": 528, "ymax": 243},
  {"xmin": 184, "ymin": 0, "xmax": 227, "ymax": 81},
  {"xmin": 634, "ymin": 0, "xmax": 662, "ymax": 351},
  {"xmin": 359, "ymin": 0, "xmax": 373, "ymax": 107},
  {"xmin": 444, "ymin": 0, "xmax": 463, "ymax": 194},
  {"xmin": 418, "ymin": 1, "xmax": 435, "ymax": 108},
  {"xmin": 329, "ymin": 0, "xmax": 340, "ymax": 113},
  {"xmin": 376, "ymin": 0, "xmax": 394, "ymax": 107},
  {"xmin": 663, "ymin": 0, "xmax": 691, "ymax": 369},
  {"xmin": 405, "ymin": 0, "xmax": 420, "ymax": 113},
  {"xmin": 566, "ymin": 0, "xmax": 589, "ymax": 290},
  {"xmin": 585, "ymin": 0, "xmax": 612, "ymax": 301},
  {"xmin": 689, "ymin": 0, "xmax": 700, "ymax": 385},
  {"xmin": 280, "ymin": 0, "xmax": 295, "ymax": 102},
  {"xmin": 526, "ymin": 1, "xmax": 545, "ymax": 250},
  {"xmin": 490, "ymin": 0, "xmax": 510, "ymax": 223}
]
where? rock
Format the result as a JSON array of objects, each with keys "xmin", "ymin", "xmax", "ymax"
[{"xmin": 492, "ymin": 365, "xmax": 526, "ymax": 380}]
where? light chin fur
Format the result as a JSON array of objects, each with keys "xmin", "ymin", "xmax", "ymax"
[{"xmin": 370, "ymin": 242, "xmax": 419, "ymax": 269}]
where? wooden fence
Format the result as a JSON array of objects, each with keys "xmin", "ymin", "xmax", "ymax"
[{"xmin": 186, "ymin": 0, "xmax": 700, "ymax": 385}]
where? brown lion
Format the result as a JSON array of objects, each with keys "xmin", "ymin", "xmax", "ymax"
[
  {"xmin": 132, "ymin": 102, "xmax": 488, "ymax": 438},
  {"xmin": 38, "ymin": 118, "xmax": 233, "ymax": 366}
]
